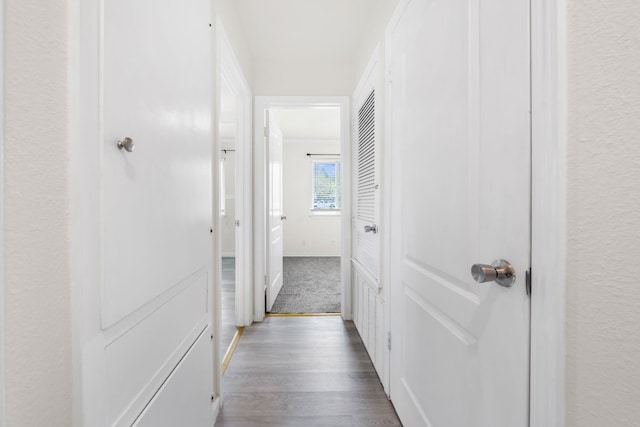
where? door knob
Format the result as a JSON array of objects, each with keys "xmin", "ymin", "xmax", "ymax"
[
  {"xmin": 471, "ymin": 259, "xmax": 516, "ymax": 287},
  {"xmin": 364, "ymin": 225, "xmax": 378, "ymax": 234},
  {"xmin": 281, "ymin": 215, "xmax": 287, "ymax": 221},
  {"xmin": 117, "ymin": 137, "xmax": 135, "ymax": 152}
]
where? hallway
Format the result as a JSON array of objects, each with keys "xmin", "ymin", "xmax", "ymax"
[{"xmin": 216, "ymin": 316, "xmax": 402, "ymax": 426}]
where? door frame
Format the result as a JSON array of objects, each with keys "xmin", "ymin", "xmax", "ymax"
[
  {"xmin": 0, "ymin": 0, "xmax": 5, "ymax": 422},
  {"xmin": 384, "ymin": 0, "xmax": 567, "ymax": 426},
  {"xmin": 529, "ymin": 0, "xmax": 567, "ymax": 425},
  {"xmin": 253, "ymin": 96, "xmax": 351, "ymax": 321},
  {"xmin": 212, "ymin": 19, "xmax": 254, "ymax": 399},
  {"xmin": 215, "ymin": 20, "xmax": 253, "ymax": 328}
]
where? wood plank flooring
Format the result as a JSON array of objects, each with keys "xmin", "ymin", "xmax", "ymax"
[{"xmin": 216, "ymin": 316, "xmax": 402, "ymax": 426}]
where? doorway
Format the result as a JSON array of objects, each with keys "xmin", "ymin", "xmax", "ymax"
[
  {"xmin": 268, "ymin": 107, "xmax": 343, "ymax": 314},
  {"xmin": 254, "ymin": 97, "xmax": 351, "ymax": 321},
  {"xmin": 214, "ymin": 22, "xmax": 253, "ymax": 386},
  {"xmin": 218, "ymin": 77, "xmax": 238, "ymax": 361}
]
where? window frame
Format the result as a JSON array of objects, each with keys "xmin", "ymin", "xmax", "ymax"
[{"xmin": 310, "ymin": 157, "xmax": 342, "ymax": 214}]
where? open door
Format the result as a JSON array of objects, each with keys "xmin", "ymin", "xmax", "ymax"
[
  {"xmin": 388, "ymin": 0, "xmax": 531, "ymax": 426},
  {"xmin": 265, "ymin": 110, "xmax": 284, "ymax": 312}
]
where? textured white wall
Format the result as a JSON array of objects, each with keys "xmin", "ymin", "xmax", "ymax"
[
  {"xmin": 283, "ymin": 141, "xmax": 341, "ymax": 256},
  {"xmin": 3, "ymin": 0, "xmax": 72, "ymax": 425},
  {"xmin": 566, "ymin": 0, "xmax": 640, "ymax": 425}
]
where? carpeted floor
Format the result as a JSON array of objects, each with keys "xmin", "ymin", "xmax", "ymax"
[{"xmin": 270, "ymin": 257, "xmax": 341, "ymax": 313}]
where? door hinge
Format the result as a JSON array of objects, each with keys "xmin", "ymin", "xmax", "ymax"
[
  {"xmin": 525, "ymin": 268, "xmax": 532, "ymax": 297},
  {"xmin": 388, "ymin": 70, "xmax": 393, "ymax": 85},
  {"xmin": 387, "ymin": 331, "xmax": 392, "ymax": 350}
]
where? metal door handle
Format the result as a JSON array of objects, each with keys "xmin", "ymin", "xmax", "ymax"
[
  {"xmin": 281, "ymin": 216, "xmax": 287, "ymax": 221},
  {"xmin": 471, "ymin": 259, "xmax": 516, "ymax": 287},
  {"xmin": 364, "ymin": 225, "xmax": 378, "ymax": 234},
  {"xmin": 117, "ymin": 137, "xmax": 135, "ymax": 152}
]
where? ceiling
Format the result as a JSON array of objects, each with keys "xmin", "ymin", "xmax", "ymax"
[{"xmin": 232, "ymin": 0, "xmax": 377, "ymax": 62}]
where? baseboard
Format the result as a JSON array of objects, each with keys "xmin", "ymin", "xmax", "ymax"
[{"xmin": 221, "ymin": 252, "xmax": 235, "ymax": 258}]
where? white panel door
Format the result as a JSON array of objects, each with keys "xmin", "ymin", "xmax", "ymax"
[
  {"xmin": 101, "ymin": 0, "xmax": 214, "ymax": 425},
  {"xmin": 266, "ymin": 110, "xmax": 284, "ymax": 312},
  {"xmin": 388, "ymin": 0, "xmax": 531, "ymax": 426}
]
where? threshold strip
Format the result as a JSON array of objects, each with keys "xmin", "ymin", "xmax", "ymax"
[
  {"xmin": 221, "ymin": 327, "xmax": 244, "ymax": 375},
  {"xmin": 266, "ymin": 313, "xmax": 342, "ymax": 317}
]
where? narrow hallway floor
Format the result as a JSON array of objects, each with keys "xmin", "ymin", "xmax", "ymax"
[{"xmin": 215, "ymin": 315, "xmax": 402, "ymax": 426}]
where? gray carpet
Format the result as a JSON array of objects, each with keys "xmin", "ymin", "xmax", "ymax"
[{"xmin": 270, "ymin": 257, "xmax": 341, "ymax": 313}]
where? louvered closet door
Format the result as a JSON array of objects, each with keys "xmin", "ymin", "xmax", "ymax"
[{"xmin": 353, "ymin": 89, "xmax": 380, "ymax": 282}]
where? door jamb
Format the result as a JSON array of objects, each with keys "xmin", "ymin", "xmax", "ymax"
[
  {"xmin": 530, "ymin": 0, "xmax": 567, "ymax": 425},
  {"xmin": 0, "ymin": 0, "xmax": 6, "ymax": 422},
  {"xmin": 253, "ymin": 96, "xmax": 351, "ymax": 322}
]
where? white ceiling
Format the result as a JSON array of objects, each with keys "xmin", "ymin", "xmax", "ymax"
[{"xmin": 233, "ymin": 0, "xmax": 376, "ymax": 62}]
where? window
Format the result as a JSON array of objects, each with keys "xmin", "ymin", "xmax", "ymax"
[{"xmin": 312, "ymin": 159, "xmax": 341, "ymax": 211}]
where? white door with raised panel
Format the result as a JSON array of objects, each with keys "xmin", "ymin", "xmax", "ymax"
[
  {"xmin": 98, "ymin": 0, "xmax": 214, "ymax": 425},
  {"xmin": 388, "ymin": 0, "xmax": 531, "ymax": 426},
  {"xmin": 266, "ymin": 110, "xmax": 284, "ymax": 312}
]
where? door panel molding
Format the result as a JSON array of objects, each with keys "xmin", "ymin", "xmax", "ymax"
[{"xmin": 253, "ymin": 96, "xmax": 351, "ymax": 321}]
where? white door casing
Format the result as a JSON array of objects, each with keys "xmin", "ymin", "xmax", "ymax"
[
  {"xmin": 72, "ymin": 0, "xmax": 216, "ymax": 425},
  {"xmin": 253, "ymin": 97, "xmax": 351, "ymax": 321},
  {"xmin": 216, "ymin": 20, "xmax": 254, "ymax": 329},
  {"xmin": 387, "ymin": 0, "xmax": 531, "ymax": 425},
  {"xmin": 265, "ymin": 110, "xmax": 284, "ymax": 312},
  {"xmin": 0, "ymin": 0, "xmax": 5, "ymax": 422}
]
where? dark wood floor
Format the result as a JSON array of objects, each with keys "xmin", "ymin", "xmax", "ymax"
[{"xmin": 216, "ymin": 316, "xmax": 402, "ymax": 426}]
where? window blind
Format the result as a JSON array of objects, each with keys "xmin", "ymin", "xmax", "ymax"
[
  {"xmin": 312, "ymin": 160, "xmax": 341, "ymax": 210},
  {"xmin": 357, "ymin": 89, "xmax": 375, "ymax": 222}
]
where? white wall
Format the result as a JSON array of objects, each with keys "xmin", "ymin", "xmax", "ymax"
[
  {"xmin": 283, "ymin": 141, "xmax": 341, "ymax": 257},
  {"xmin": 3, "ymin": 0, "xmax": 72, "ymax": 425},
  {"xmin": 253, "ymin": 59, "xmax": 355, "ymax": 96},
  {"xmin": 566, "ymin": 0, "xmax": 640, "ymax": 425},
  {"xmin": 353, "ymin": 0, "xmax": 400, "ymax": 85}
]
